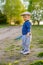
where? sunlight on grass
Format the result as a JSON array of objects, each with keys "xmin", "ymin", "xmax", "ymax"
[
  {"xmin": 13, "ymin": 60, "xmax": 19, "ymax": 65},
  {"xmin": 9, "ymin": 63, "xmax": 12, "ymax": 65},
  {"xmin": 15, "ymin": 46, "xmax": 21, "ymax": 50},
  {"xmin": 21, "ymin": 58, "xmax": 28, "ymax": 62},
  {"xmin": 4, "ymin": 45, "xmax": 15, "ymax": 52},
  {"xmin": 29, "ymin": 60, "xmax": 43, "ymax": 65}
]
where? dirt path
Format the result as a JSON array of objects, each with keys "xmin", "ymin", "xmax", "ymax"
[
  {"xmin": 0, "ymin": 26, "xmax": 22, "ymax": 40},
  {"xmin": 0, "ymin": 26, "xmax": 43, "ymax": 65},
  {"xmin": 0, "ymin": 26, "xmax": 22, "ymax": 61}
]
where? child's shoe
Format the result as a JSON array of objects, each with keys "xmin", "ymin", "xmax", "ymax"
[
  {"xmin": 20, "ymin": 50, "xmax": 24, "ymax": 53},
  {"xmin": 20, "ymin": 49, "xmax": 24, "ymax": 54},
  {"xmin": 23, "ymin": 50, "xmax": 30, "ymax": 55}
]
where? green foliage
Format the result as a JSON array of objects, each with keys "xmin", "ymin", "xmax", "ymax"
[
  {"xmin": 37, "ymin": 52, "xmax": 43, "ymax": 57},
  {"xmin": 0, "ymin": 10, "xmax": 7, "ymax": 24},
  {"xmin": 28, "ymin": 0, "xmax": 43, "ymax": 11},
  {"xmin": 4, "ymin": 0, "xmax": 25, "ymax": 24},
  {"xmin": 28, "ymin": 0, "xmax": 35, "ymax": 12},
  {"xmin": 31, "ymin": 9, "xmax": 43, "ymax": 25},
  {"xmin": 27, "ymin": 0, "xmax": 43, "ymax": 25},
  {"xmin": 29, "ymin": 60, "xmax": 43, "ymax": 65}
]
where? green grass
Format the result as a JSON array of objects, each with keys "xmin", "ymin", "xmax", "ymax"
[
  {"xmin": 37, "ymin": 52, "xmax": 43, "ymax": 57},
  {"xmin": 0, "ymin": 24, "xmax": 19, "ymax": 28},
  {"xmin": 0, "ymin": 62, "xmax": 8, "ymax": 65},
  {"xmin": 32, "ymin": 25, "xmax": 43, "ymax": 44},
  {"xmin": 37, "ymin": 39, "xmax": 43, "ymax": 48},
  {"xmin": 29, "ymin": 60, "xmax": 43, "ymax": 65},
  {"xmin": 13, "ymin": 60, "xmax": 19, "ymax": 65},
  {"xmin": 4, "ymin": 45, "xmax": 15, "ymax": 52},
  {"xmin": 0, "ymin": 25, "xmax": 9, "ymax": 28},
  {"xmin": 0, "ymin": 25, "xmax": 43, "ymax": 65},
  {"xmin": 38, "ymin": 40, "xmax": 43, "ymax": 44}
]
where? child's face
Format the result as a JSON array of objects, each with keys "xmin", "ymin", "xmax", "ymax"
[{"xmin": 23, "ymin": 15, "xmax": 31, "ymax": 21}]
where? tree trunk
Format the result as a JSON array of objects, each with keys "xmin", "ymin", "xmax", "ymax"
[
  {"xmin": 33, "ymin": 21, "xmax": 35, "ymax": 25},
  {"xmin": 37, "ymin": 21, "xmax": 40, "ymax": 25}
]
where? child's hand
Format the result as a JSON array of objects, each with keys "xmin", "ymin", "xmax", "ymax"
[
  {"xmin": 26, "ymin": 32, "xmax": 31, "ymax": 37},
  {"xmin": 26, "ymin": 33, "xmax": 30, "ymax": 37}
]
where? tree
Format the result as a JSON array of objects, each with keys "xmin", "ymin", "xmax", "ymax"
[
  {"xmin": 0, "ymin": 0, "xmax": 6, "ymax": 12},
  {"xmin": 32, "ymin": 9, "xmax": 43, "ymax": 25},
  {"xmin": 24, "ymin": 0, "xmax": 43, "ymax": 25},
  {"xmin": 0, "ymin": 10, "xmax": 7, "ymax": 24},
  {"xmin": 4, "ymin": 0, "xmax": 25, "ymax": 24},
  {"xmin": 28, "ymin": 0, "xmax": 43, "ymax": 25}
]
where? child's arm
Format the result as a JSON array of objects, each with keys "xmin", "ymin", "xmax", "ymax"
[
  {"xmin": 26, "ymin": 32, "xmax": 31, "ymax": 37},
  {"xmin": 26, "ymin": 21, "xmax": 31, "ymax": 36}
]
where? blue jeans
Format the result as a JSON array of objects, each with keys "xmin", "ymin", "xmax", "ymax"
[{"xmin": 22, "ymin": 35, "xmax": 31, "ymax": 51}]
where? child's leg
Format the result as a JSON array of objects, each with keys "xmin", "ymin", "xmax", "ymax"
[
  {"xmin": 24, "ymin": 36, "xmax": 30, "ymax": 51},
  {"xmin": 22, "ymin": 35, "xmax": 26, "ymax": 50}
]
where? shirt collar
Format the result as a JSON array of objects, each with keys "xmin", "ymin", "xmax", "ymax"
[{"xmin": 25, "ymin": 20, "xmax": 29, "ymax": 22}]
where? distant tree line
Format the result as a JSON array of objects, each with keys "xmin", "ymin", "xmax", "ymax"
[
  {"xmin": 0, "ymin": 0, "xmax": 43, "ymax": 25},
  {"xmin": 0, "ymin": 0, "xmax": 25, "ymax": 25}
]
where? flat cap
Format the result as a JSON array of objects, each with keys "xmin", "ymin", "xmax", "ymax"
[{"xmin": 21, "ymin": 12, "xmax": 31, "ymax": 16}]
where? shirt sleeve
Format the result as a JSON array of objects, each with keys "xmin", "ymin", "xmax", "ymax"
[{"xmin": 26, "ymin": 21, "xmax": 31, "ymax": 32}]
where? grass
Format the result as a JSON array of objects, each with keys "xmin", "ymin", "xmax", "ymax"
[
  {"xmin": 0, "ymin": 62, "xmax": 8, "ymax": 65},
  {"xmin": 4, "ymin": 45, "xmax": 15, "ymax": 52},
  {"xmin": 0, "ymin": 24, "xmax": 10, "ymax": 28},
  {"xmin": 38, "ymin": 40, "xmax": 43, "ymax": 44},
  {"xmin": 13, "ymin": 60, "xmax": 19, "ymax": 65},
  {"xmin": 32, "ymin": 25, "xmax": 43, "ymax": 45},
  {"xmin": 39, "ymin": 45, "xmax": 43, "ymax": 48},
  {"xmin": 37, "ymin": 39, "xmax": 43, "ymax": 48},
  {"xmin": 0, "ymin": 24, "xmax": 20, "ymax": 28},
  {"xmin": 0, "ymin": 25, "xmax": 43, "ymax": 65},
  {"xmin": 29, "ymin": 60, "xmax": 43, "ymax": 65},
  {"xmin": 15, "ymin": 45, "xmax": 21, "ymax": 50},
  {"xmin": 37, "ymin": 52, "xmax": 43, "ymax": 57},
  {"xmin": 0, "ymin": 61, "xmax": 19, "ymax": 65}
]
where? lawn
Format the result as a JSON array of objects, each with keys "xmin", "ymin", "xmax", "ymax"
[
  {"xmin": 0, "ymin": 25, "xmax": 43, "ymax": 65},
  {"xmin": 0, "ymin": 25, "xmax": 9, "ymax": 28}
]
